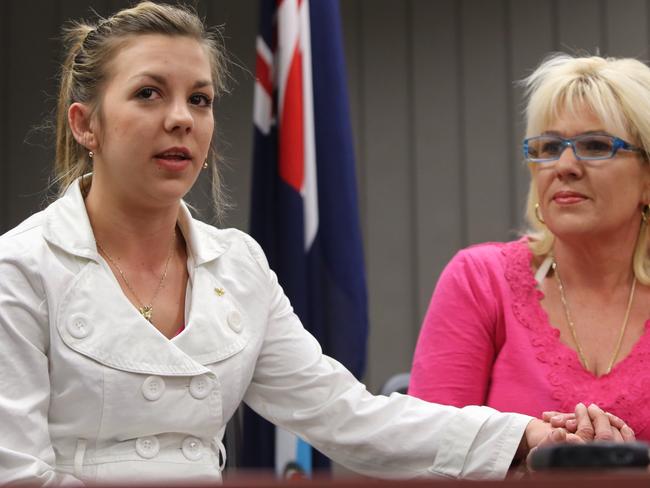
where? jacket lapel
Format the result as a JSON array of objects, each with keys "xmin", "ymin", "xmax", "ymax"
[
  {"xmin": 44, "ymin": 178, "xmax": 248, "ymax": 374},
  {"xmin": 56, "ymin": 262, "xmax": 210, "ymax": 375},
  {"xmin": 172, "ymin": 265, "xmax": 250, "ymax": 365}
]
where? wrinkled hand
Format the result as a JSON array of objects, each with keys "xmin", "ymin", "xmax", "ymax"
[
  {"xmin": 519, "ymin": 402, "xmax": 634, "ymax": 470},
  {"xmin": 542, "ymin": 403, "xmax": 635, "ymax": 443}
]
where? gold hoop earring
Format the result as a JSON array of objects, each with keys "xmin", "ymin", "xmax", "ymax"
[
  {"xmin": 535, "ymin": 203, "xmax": 545, "ymax": 225},
  {"xmin": 202, "ymin": 160, "xmax": 209, "ymax": 169},
  {"xmin": 643, "ymin": 205, "xmax": 650, "ymax": 224}
]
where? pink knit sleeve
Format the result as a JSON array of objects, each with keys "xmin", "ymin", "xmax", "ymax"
[{"xmin": 409, "ymin": 248, "xmax": 499, "ymax": 407}]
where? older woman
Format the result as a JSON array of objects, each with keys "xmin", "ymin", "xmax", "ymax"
[{"xmin": 410, "ymin": 54, "xmax": 650, "ymax": 441}]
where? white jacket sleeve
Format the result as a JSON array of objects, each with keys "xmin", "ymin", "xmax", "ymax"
[
  {"xmin": 0, "ymin": 249, "xmax": 82, "ymax": 485},
  {"xmin": 242, "ymin": 239, "xmax": 532, "ymax": 480}
]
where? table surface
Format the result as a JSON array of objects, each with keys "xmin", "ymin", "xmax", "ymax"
[{"xmin": 220, "ymin": 469, "xmax": 650, "ymax": 487}]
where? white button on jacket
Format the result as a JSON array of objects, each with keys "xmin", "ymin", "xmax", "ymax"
[
  {"xmin": 189, "ymin": 375, "xmax": 211, "ymax": 400},
  {"xmin": 135, "ymin": 437, "xmax": 160, "ymax": 459},
  {"xmin": 67, "ymin": 314, "xmax": 92, "ymax": 339},
  {"xmin": 0, "ymin": 180, "xmax": 532, "ymax": 485},
  {"xmin": 141, "ymin": 376, "xmax": 166, "ymax": 402},
  {"xmin": 181, "ymin": 437, "xmax": 204, "ymax": 461}
]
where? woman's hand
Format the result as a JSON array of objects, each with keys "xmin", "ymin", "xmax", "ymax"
[
  {"xmin": 516, "ymin": 402, "xmax": 635, "ymax": 471},
  {"xmin": 508, "ymin": 418, "xmax": 571, "ymax": 475},
  {"xmin": 542, "ymin": 403, "xmax": 635, "ymax": 442}
]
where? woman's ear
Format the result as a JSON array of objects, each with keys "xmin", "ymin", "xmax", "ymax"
[{"xmin": 68, "ymin": 102, "xmax": 98, "ymax": 151}]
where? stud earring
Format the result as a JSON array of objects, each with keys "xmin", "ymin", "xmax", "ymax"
[
  {"xmin": 203, "ymin": 160, "xmax": 209, "ymax": 169},
  {"xmin": 534, "ymin": 203, "xmax": 545, "ymax": 225},
  {"xmin": 89, "ymin": 151, "xmax": 94, "ymax": 159}
]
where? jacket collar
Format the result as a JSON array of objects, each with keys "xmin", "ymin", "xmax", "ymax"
[
  {"xmin": 42, "ymin": 176, "xmax": 227, "ymax": 266},
  {"xmin": 48, "ymin": 177, "xmax": 247, "ymax": 374},
  {"xmin": 42, "ymin": 178, "xmax": 98, "ymax": 261}
]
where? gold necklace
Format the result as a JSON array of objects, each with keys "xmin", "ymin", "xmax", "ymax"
[
  {"xmin": 552, "ymin": 260, "xmax": 636, "ymax": 375},
  {"xmin": 96, "ymin": 230, "xmax": 176, "ymax": 322}
]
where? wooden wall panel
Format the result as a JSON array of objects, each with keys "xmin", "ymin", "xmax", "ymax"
[
  {"xmin": 57, "ymin": 0, "xmax": 111, "ymax": 20},
  {"xmin": 557, "ymin": 0, "xmax": 604, "ymax": 54},
  {"xmin": 0, "ymin": 1, "xmax": 9, "ymax": 231},
  {"xmin": 509, "ymin": 0, "xmax": 555, "ymax": 228},
  {"xmin": 461, "ymin": 0, "xmax": 512, "ymax": 244},
  {"xmin": 5, "ymin": 1, "xmax": 58, "ymax": 231},
  {"xmin": 604, "ymin": 0, "xmax": 648, "ymax": 58},
  {"xmin": 359, "ymin": 0, "xmax": 415, "ymax": 390},
  {"xmin": 411, "ymin": 0, "xmax": 463, "ymax": 320},
  {"xmin": 340, "ymin": 0, "xmax": 366, "ymax": 237},
  {"xmin": 206, "ymin": 1, "xmax": 256, "ymax": 231},
  {"xmin": 108, "ymin": 0, "xmax": 133, "ymax": 13}
]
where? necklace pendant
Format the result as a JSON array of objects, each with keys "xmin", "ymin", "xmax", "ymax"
[{"xmin": 140, "ymin": 306, "xmax": 153, "ymax": 321}]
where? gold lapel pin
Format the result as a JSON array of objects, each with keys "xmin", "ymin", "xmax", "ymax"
[{"xmin": 214, "ymin": 287, "xmax": 225, "ymax": 297}]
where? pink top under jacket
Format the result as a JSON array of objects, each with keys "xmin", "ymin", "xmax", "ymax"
[{"xmin": 409, "ymin": 238, "xmax": 650, "ymax": 441}]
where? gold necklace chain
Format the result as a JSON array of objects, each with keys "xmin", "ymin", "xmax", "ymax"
[
  {"xmin": 552, "ymin": 260, "xmax": 636, "ymax": 375},
  {"xmin": 96, "ymin": 230, "xmax": 176, "ymax": 322}
]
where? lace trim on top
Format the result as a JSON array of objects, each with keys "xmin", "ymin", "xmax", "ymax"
[{"xmin": 503, "ymin": 239, "xmax": 650, "ymax": 435}]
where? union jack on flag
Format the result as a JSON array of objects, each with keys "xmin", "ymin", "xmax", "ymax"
[{"xmin": 245, "ymin": 0, "xmax": 369, "ymax": 476}]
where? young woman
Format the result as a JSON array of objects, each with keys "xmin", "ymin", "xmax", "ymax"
[{"xmin": 0, "ymin": 4, "xmax": 621, "ymax": 484}]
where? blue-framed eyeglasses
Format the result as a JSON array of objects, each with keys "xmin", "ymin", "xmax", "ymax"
[{"xmin": 523, "ymin": 134, "xmax": 645, "ymax": 163}]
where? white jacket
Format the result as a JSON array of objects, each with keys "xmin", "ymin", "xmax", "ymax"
[{"xmin": 0, "ymin": 181, "xmax": 532, "ymax": 485}]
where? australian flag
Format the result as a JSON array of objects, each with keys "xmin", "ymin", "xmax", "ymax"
[{"xmin": 244, "ymin": 0, "xmax": 369, "ymax": 476}]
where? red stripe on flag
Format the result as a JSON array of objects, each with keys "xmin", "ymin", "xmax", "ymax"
[
  {"xmin": 279, "ymin": 44, "xmax": 304, "ymax": 192},
  {"xmin": 255, "ymin": 52, "xmax": 273, "ymax": 97}
]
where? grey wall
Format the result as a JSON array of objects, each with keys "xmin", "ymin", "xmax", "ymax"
[{"xmin": 2, "ymin": 0, "xmax": 649, "ymax": 393}]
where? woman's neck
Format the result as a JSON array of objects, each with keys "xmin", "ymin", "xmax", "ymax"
[
  {"xmin": 84, "ymin": 177, "xmax": 180, "ymax": 267},
  {"xmin": 552, "ymin": 228, "xmax": 639, "ymax": 293}
]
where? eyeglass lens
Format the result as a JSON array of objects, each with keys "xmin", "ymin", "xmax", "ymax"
[{"xmin": 527, "ymin": 135, "xmax": 615, "ymax": 160}]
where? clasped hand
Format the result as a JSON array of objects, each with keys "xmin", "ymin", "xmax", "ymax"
[{"xmin": 521, "ymin": 402, "xmax": 635, "ymax": 467}]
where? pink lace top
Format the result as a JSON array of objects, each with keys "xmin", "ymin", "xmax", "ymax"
[{"xmin": 409, "ymin": 238, "xmax": 650, "ymax": 440}]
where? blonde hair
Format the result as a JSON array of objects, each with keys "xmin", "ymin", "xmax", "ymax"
[
  {"xmin": 522, "ymin": 53, "xmax": 650, "ymax": 283},
  {"xmin": 55, "ymin": 1, "xmax": 228, "ymax": 218}
]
